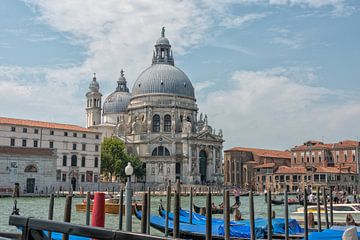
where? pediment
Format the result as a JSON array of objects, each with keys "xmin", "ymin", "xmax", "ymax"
[
  {"xmin": 196, "ymin": 131, "xmax": 218, "ymax": 141},
  {"xmin": 149, "ymin": 134, "xmax": 173, "ymax": 144}
]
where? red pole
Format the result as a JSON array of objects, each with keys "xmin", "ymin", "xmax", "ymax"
[{"xmin": 91, "ymin": 192, "xmax": 105, "ymax": 227}]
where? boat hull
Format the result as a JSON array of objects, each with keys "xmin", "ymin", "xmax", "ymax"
[{"xmin": 75, "ymin": 203, "xmax": 141, "ymax": 214}]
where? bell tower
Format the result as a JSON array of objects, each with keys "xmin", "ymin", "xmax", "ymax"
[{"xmin": 86, "ymin": 73, "xmax": 102, "ymax": 128}]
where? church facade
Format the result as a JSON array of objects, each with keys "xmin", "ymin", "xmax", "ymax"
[{"xmin": 86, "ymin": 28, "xmax": 224, "ymax": 184}]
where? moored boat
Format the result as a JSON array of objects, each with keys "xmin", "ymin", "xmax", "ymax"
[
  {"xmin": 193, "ymin": 203, "xmax": 239, "ymax": 215},
  {"xmin": 290, "ymin": 203, "xmax": 360, "ymax": 223}
]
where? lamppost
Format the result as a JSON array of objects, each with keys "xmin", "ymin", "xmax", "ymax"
[{"xmin": 125, "ymin": 162, "xmax": 134, "ymax": 232}]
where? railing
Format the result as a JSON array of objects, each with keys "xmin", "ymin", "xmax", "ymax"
[{"xmin": 8, "ymin": 215, "xmax": 168, "ymax": 240}]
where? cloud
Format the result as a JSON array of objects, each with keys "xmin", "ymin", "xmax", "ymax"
[
  {"xmin": 194, "ymin": 80, "xmax": 215, "ymax": 92},
  {"xmin": 220, "ymin": 13, "xmax": 268, "ymax": 28},
  {"xmin": 269, "ymin": 28, "xmax": 302, "ymax": 49},
  {"xmin": 198, "ymin": 67, "xmax": 360, "ymax": 150}
]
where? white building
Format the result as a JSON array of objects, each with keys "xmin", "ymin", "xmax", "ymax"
[
  {"xmin": 0, "ymin": 146, "xmax": 56, "ymax": 194},
  {"xmin": 0, "ymin": 117, "xmax": 102, "ymax": 191},
  {"xmin": 87, "ymin": 28, "xmax": 224, "ymax": 185}
]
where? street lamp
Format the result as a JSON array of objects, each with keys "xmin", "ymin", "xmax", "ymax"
[{"xmin": 125, "ymin": 162, "xmax": 133, "ymax": 232}]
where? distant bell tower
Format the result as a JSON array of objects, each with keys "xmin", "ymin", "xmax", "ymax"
[{"xmin": 86, "ymin": 73, "xmax": 102, "ymax": 128}]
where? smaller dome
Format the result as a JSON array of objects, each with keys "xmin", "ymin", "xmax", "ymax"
[
  {"xmin": 89, "ymin": 73, "xmax": 100, "ymax": 92},
  {"xmin": 103, "ymin": 91, "xmax": 131, "ymax": 114},
  {"xmin": 156, "ymin": 37, "xmax": 170, "ymax": 45}
]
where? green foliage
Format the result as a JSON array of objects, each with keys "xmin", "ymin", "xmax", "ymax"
[{"xmin": 101, "ymin": 137, "xmax": 145, "ymax": 180}]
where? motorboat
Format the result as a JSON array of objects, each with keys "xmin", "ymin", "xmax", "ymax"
[{"xmin": 290, "ymin": 203, "xmax": 360, "ymax": 223}]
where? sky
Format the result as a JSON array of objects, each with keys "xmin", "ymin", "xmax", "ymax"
[{"xmin": 0, "ymin": 0, "xmax": 359, "ymax": 151}]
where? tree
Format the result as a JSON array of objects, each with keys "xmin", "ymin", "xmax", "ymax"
[{"xmin": 101, "ymin": 137, "xmax": 145, "ymax": 181}]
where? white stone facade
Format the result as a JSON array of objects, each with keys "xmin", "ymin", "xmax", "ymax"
[
  {"xmin": 0, "ymin": 146, "xmax": 56, "ymax": 193},
  {"xmin": 0, "ymin": 117, "xmax": 102, "ymax": 191}
]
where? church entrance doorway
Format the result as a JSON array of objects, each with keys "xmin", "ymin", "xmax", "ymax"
[
  {"xmin": 71, "ymin": 177, "xmax": 76, "ymax": 191},
  {"xmin": 199, "ymin": 150, "xmax": 207, "ymax": 184}
]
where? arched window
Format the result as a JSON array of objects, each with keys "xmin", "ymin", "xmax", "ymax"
[
  {"xmin": 71, "ymin": 155, "xmax": 77, "ymax": 167},
  {"xmin": 24, "ymin": 164, "xmax": 37, "ymax": 173},
  {"xmin": 164, "ymin": 115, "xmax": 171, "ymax": 132},
  {"xmin": 152, "ymin": 146, "xmax": 170, "ymax": 156},
  {"xmin": 152, "ymin": 114, "xmax": 160, "ymax": 132}
]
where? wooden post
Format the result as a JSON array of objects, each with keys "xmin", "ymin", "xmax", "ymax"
[
  {"xmin": 173, "ymin": 181, "xmax": 180, "ymax": 238},
  {"xmin": 267, "ymin": 190, "xmax": 272, "ymax": 240},
  {"xmin": 249, "ymin": 190, "xmax": 255, "ymax": 240},
  {"xmin": 62, "ymin": 195, "xmax": 72, "ymax": 240},
  {"xmin": 323, "ymin": 187, "xmax": 329, "ymax": 229},
  {"xmin": 206, "ymin": 187, "xmax": 212, "ymax": 240},
  {"xmin": 140, "ymin": 192, "xmax": 148, "ymax": 234},
  {"xmin": 316, "ymin": 186, "xmax": 321, "ymax": 232},
  {"xmin": 224, "ymin": 189, "xmax": 230, "ymax": 240},
  {"xmin": 330, "ymin": 187, "xmax": 334, "ymax": 227},
  {"xmin": 284, "ymin": 189, "xmax": 289, "ymax": 240},
  {"xmin": 304, "ymin": 188, "xmax": 309, "ymax": 240},
  {"xmin": 48, "ymin": 193, "xmax": 54, "ymax": 239},
  {"xmin": 85, "ymin": 192, "xmax": 91, "ymax": 226},
  {"xmin": 308, "ymin": 212, "xmax": 315, "ymax": 229},
  {"xmin": 165, "ymin": 180, "xmax": 171, "ymax": 237},
  {"xmin": 146, "ymin": 187, "xmax": 151, "ymax": 234},
  {"xmin": 176, "ymin": 179, "xmax": 181, "ymax": 208},
  {"xmin": 118, "ymin": 189, "xmax": 124, "ymax": 230},
  {"xmin": 190, "ymin": 186, "xmax": 193, "ymax": 224}
]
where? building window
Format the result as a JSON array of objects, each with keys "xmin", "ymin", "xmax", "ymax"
[
  {"xmin": 64, "ymin": 132, "xmax": 68, "ymax": 136},
  {"xmin": 164, "ymin": 114, "xmax": 171, "ymax": 132},
  {"xmin": 23, "ymin": 128, "xmax": 27, "ymax": 133},
  {"xmin": 94, "ymin": 157, "xmax": 99, "ymax": 168},
  {"xmin": 50, "ymin": 130, "xmax": 54, "ymax": 135},
  {"xmin": 301, "ymin": 156, "xmax": 304, "ymax": 163},
  {"xmin": 62, "ymin": 156, "xmax": 67, "ymax": 166},
  {"xmin": 34, "ymin": 129, "xmax": 39, "ymax": 134},
  {"xmin": 72, "ymin": 143, "xmax": 77, "ymax": 150},
  {"xmin": 73, "ymin": 132, "xmax": 77, "ymax": 137},
  {"xmin": 33, "ymin": 140, "xmax": 38, "ymax": 148},
  {"xmin": 82, "ymin": 133, "xmax": 86, "ymax": 138},
  {"xmin": 62, "ymin": 173, "xmax": 66, "ymax": 182},
  {"xmin": 95, "ymin": 135, "xmax": 99, "ymax": 139},
  {"xmin": 293, "ymin": 157, "xmax": 296, "ymax": 163},
  {"xmin": 81, "ymin": 157, "xmax": 86, "ymax": 167},
  {"xmin": 82, "ymin": 144, "xmax": 86, "ymax": 151},
  {"xmin": 81, "ymin": 174, "xmax": 85, "ymax": 182},
  {"xmin": 94, "ymin": 175, "xmax": 98, "ymax": 183},
  {"xmin": 152, "ymin": 146, "xmax": 170, "ymax": 156},
  {"xmin": 11, "ymin": 127, "xmax": 16, "ymax": 132},
  {"xmin": 345, "ymin": 154, "xmax": 348, "ymax": 161},
  {"xmin": 95, "ymin": 145, "xmax": 99, "ymax": 152},
  {"xmin": 49, "ymin": 141, "xmax": 54, "ymax": 148},
  {"xmin": 56, "ymin": 170, "xmax": 61, "ymax": 181},
  {"xmin": 306, "ymin": 156, "xmax": 309, "ymax": 162},
  {"xmin": 22, "ymin": 139, "xmax": 26, "ymax": 147},
  {"xmin": 319, "ymin": 155, "xmax": 322, "ymax": 162},
  {"xmin": 353, "ymin": 154, "xmax": 356, "ymax": 162},
  {"xmin": 10, "ymin": 138, "xmax": 15, "ymax": 146},
  {"xmin": 152, "ymin": 114, "xmax": 160, "ymax": 132},
  {"xmin": 71, "ymin": 155, "xmax": 77, "ymax": 166}
]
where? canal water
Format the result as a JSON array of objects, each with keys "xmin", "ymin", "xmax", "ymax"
[{"xmin": 0, "ymin": 195, "xmax": 300, "ymax": 236}]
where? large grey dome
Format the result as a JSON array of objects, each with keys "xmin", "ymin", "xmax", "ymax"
[
  {"xmin": 132, "ymin": 64, "xmax": 195, "ymax": 98},
  {"xmin": 103, "ymin": 69, "xmax": 131, "ymax": 114},
  {"xmin": 103, "ymin": 91, "xmax": 131, "ymax": 114}
]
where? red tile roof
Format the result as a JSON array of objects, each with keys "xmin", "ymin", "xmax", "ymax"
[
  {"xmin": 0, "ymin": 146, "xmax": 56, "ymax": 156},
  {"xmin": 334, "ymin": 140, "xmax": 360, "ymax": 148},
  {"xmin": 292, "ymin": 140, "xmax": 359, "ymax": 151},
  {"xmin": 225, "ymin": 147, "xmax": 291, "ymax": 159},
  {"xmin": 254, "ymin": 163, "xmax": 276, "ymax": 168},
  {"xmin": 275, "ymin": 166, "xmax": 306, "ymax": 174},
  {"xmin": 0, "ymin": 117, "xmax": 100, "ymax": 133}
]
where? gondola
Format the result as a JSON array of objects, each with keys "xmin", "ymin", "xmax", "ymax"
[
  {"xmin": 193, "ymin": 203, "xmax": 239, "ymax": 215},
  {"xmin": 265, "ymin": 198, "xmax": 300, "ymax": 205},
  {"xmin": 299, "ymin": 199, "xmax": 318, "ymax": 206}
]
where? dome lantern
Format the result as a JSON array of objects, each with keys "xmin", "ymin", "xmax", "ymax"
[
  {"xmin": 152, "ymin": 27, "xmax": 174, "ymax": 66},
  {"xmin": 88, "ymin": 72, "xmax": 100, "ymax": 92}
]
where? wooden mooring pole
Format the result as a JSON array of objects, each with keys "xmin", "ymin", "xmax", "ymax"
[
  {"xmin": 323, "ymin": 187, "xmax": 329, "ymax": 229},
  {"xmin": 118, "ymin": 189, "xmax": 124, "ymax": 230},
  {"xmin": 316, "ymin": 186, "xmax": 321, "ymax": 232},
  {"xmin": 146, "ymin": 187, "xmax": 151, "ymax": 234},
  {"xmin": 304, "ymin": 188, "xmax": 309, "ymax": 240},
  {"xmin": 48, "ymin": 193, "xmax": 54, "ymax": 239},
  {"xmin": 189, "ymin": 186, "xmax": 193, "ymax": 224},
  {"xmin": 224, "ymin": 189, "xmax": 230, "ymax": 240},
  {"xmin": 330, "ymin": 187, "xmax": 334, "ymax": 227},
  {"xmin": 267, "ymin": 190, "xmax": 272, "ymax": 240},
  {"xmin": 62, "ymin": 195, "xmax": 72, "ymax": 240},
  {"xmin": 85, "ymin": 192, "xmax": 91, "ymax": 226},
  {"xmin": 206, "ymin": 187, "xmax": 212, "ymax": 240},
  {"xmin": 165, "ymin": 180, "xmax": 171, "ymax": 237},
  {"xmin": 249, "ymin": 190, "xmax": 255, "ymax": 240},
  {"xmin": 173, "ymin": 180, "xmax": 180, "ymax": 238},
  {"xmin": 284, "ymin": 189, "xmax": 289, "ymax": 240},
  {"xmin": 141, "ymin": 192, "xmax": 148, "ymax": 234}
]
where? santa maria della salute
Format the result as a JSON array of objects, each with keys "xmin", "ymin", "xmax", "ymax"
[{"xmin": 85, "ymin": 28, "xmax": 224, "ymax": 185}]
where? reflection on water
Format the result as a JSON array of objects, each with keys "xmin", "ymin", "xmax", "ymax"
[{"xmin": 0, "ymin": 194, "xmax": 299, "ymax": 235}]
